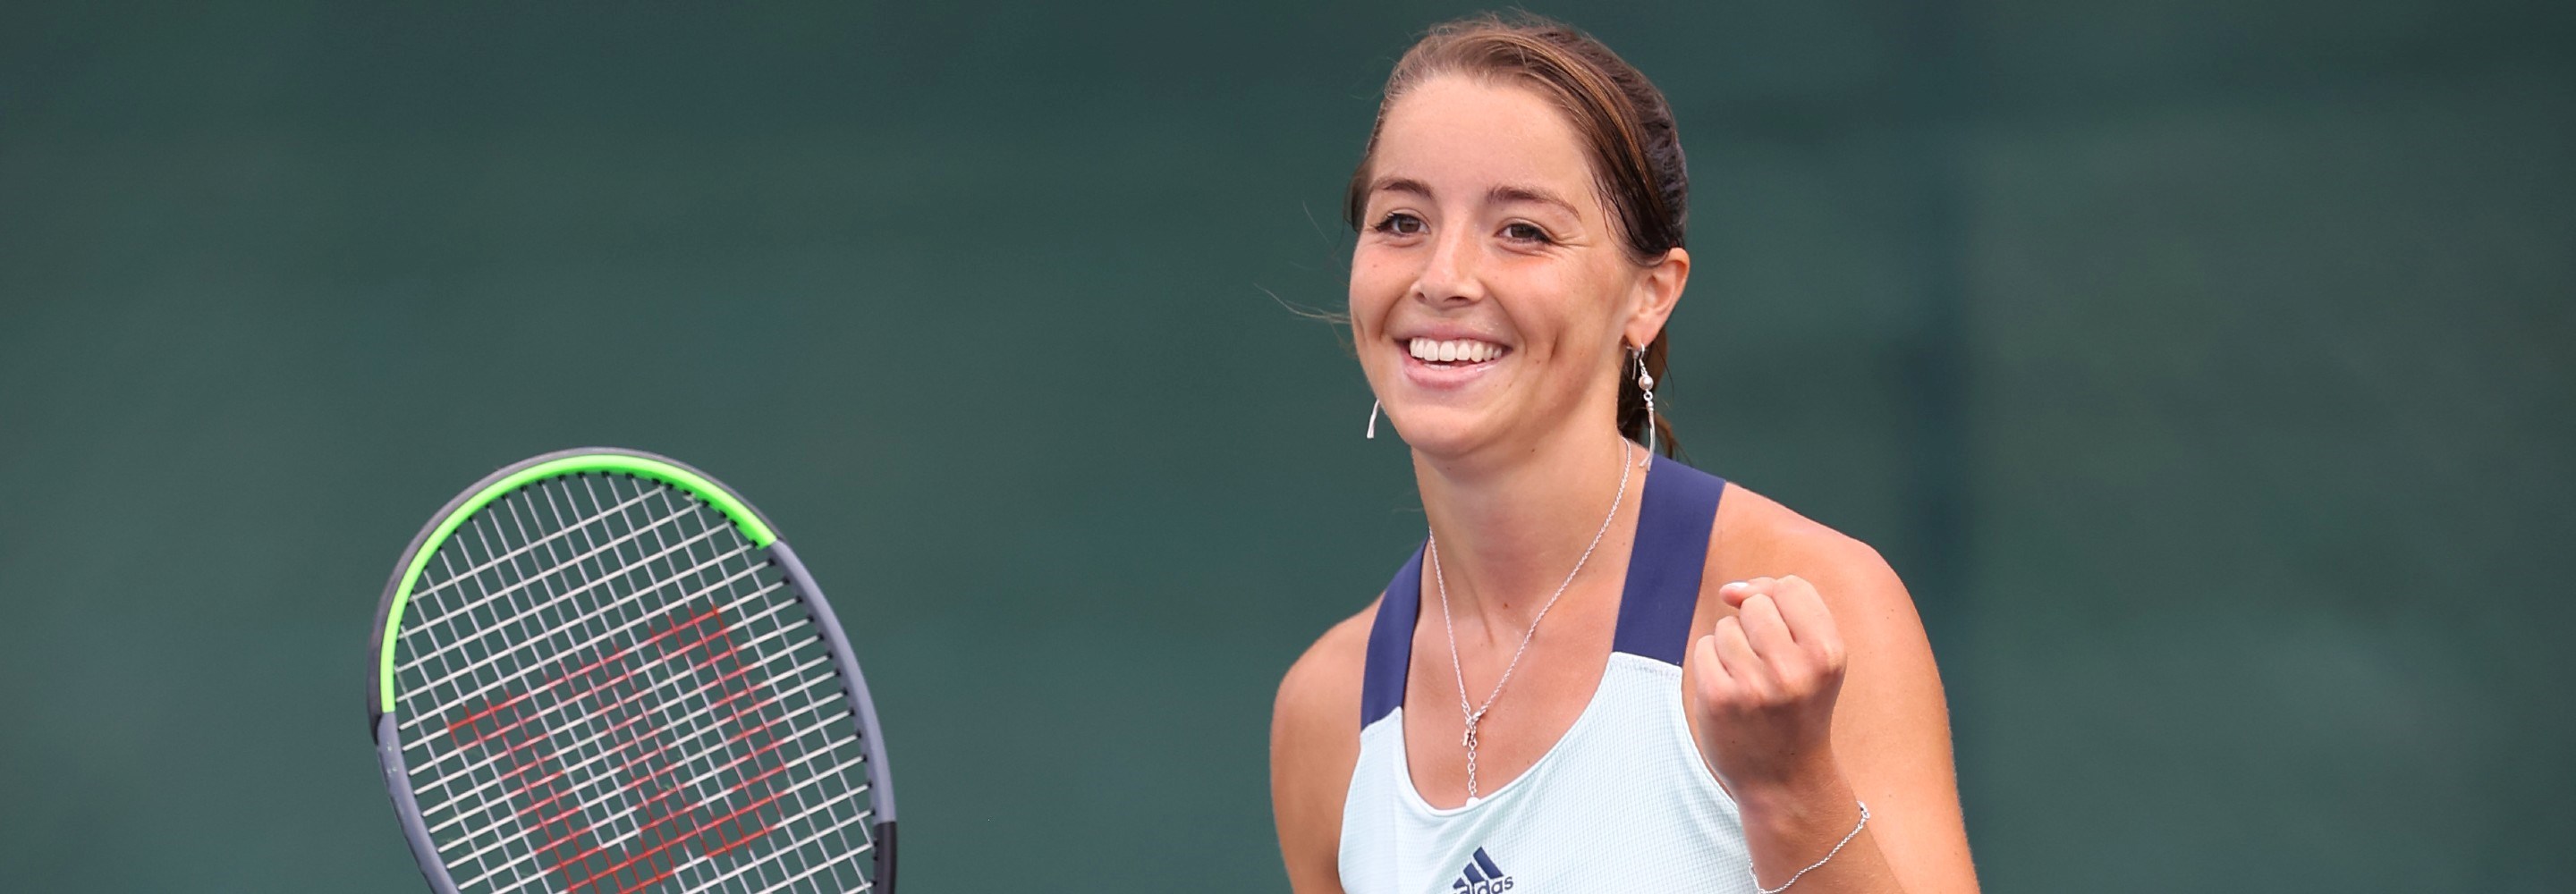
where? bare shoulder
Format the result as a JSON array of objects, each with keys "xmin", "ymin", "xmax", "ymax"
[
  {"xmin": 1270, "ymin": 599, "xmax": 1379, "ymax": 894},
  {"xmin": 1705, "ymin": 482, "xmax": 1911, "ymax": 620},
  {"xmin": 1273, "ymin": 600, "xmax": 1377, "ymax": 741},
  {"xmin": 1699, "ymin": 482, "xmax": 1937, "ymax": 731}
]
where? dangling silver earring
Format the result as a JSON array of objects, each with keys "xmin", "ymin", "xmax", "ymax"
[
  {"xmin": 1365, "ymin": 399, "xmax": 1381, "ymax": 440},
  {"xmin": 1631, "ymin": 346, "xmax": 1657, "ymax": 467}
]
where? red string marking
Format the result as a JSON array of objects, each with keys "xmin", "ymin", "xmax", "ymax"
[
  {"xmin": 578, "ymin": 603, "xmax": 789, "ymax": 894},
  {"xmin": 446, "ymin": 606, "xmax": 733, "ymax": 752},
  {"xmin": 450, "ymin": 698, "xmax": 597, "ymax": 886},
  {"xmin": 682, "ymin": 606, "xmax": 789, "ymax": 856},
  {"xmin": 446, "ymin": 600, "xmax": 793, "ymax": 893}
]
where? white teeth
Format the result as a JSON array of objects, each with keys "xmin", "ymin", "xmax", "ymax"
[{"xmin": 1408, "ymin": 337, "xmax": 1504, "ymax": 364}]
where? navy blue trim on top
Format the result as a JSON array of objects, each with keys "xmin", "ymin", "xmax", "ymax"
[
  {"xmin": 1356, "ymin": 454, "xmax": 1727, "ymax": 724},
  {"xmin": 1360, "ymin": 546, "xmax": 1425, "ymax": 727},
  {"xmin": 1612, "ymin": 454, "xmax": 1727, "ymax": 666}
]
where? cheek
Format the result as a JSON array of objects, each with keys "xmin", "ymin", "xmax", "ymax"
[
  {"xmin": 1502, "ymin": 265, "xmax": 1603, "ymax": 350},
  {"xmin": 1557, "ymin": 258, "xmax": 1637, "ymax": 336},
  {"xmin": 1347, "ymin": 251, "xmax": 1407, "ymax": 335}
]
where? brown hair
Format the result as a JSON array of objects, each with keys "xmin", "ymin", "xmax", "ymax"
[{"xmin": 1345, "ymin": 12, "xmax": 1689, "ymax": 458}]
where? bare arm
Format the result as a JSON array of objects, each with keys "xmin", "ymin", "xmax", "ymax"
[
  {"xmin": 1689, "ymin": 520, "xmax": 1978, "ymax": 893},
  {"xmin": 1271, "ymin": 606, "xmax": 1375, "ymax": 894}
]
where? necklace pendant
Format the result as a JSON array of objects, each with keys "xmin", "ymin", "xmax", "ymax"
[
  {"xmin": 1465, "ymin": 749, "xmax": 1480, "ymax": 800},
  {"xmin": 1426, "ymin": 441, "xmax": 1637, "ymax": 809}
]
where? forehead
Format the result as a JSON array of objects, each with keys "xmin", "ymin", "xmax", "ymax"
[{"xmin": 1372, "ymin": 75, "xmax": 1596, "ymax": 209}]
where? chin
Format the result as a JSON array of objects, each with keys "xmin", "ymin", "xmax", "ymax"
[{"xmin": 1383, "ymin": 405, "xmax": 1503, "ymax": 459}]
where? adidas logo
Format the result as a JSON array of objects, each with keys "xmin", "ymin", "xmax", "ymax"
[{"xmin": 1451, "ymin": 847, "xmax": 1515, "ymax": 893}]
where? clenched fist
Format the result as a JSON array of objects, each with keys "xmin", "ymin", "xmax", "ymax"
[{"xmin": 1682, "ymin": 575, "xmax": 1849, "ymax": 797}]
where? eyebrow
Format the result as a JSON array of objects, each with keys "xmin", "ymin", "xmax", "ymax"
[
  {"xmin": 1488, "ymin": 184, "xmax": 1580, "ymax": 216},
  {"xmin": 1367, "ymin": 176, "xmax": 1580, "ymax": 217},
  {"xmin": 1369, "ymin": 176, "xmax": 1433, "ymax": 199}
]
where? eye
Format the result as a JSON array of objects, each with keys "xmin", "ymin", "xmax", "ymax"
[
  {"xmin": 1502, "ymin": 221, "xmax": 1554, "ymax": 244},
  {"xmin": 1373, "ymin": 212, "xmax": 1427, "ymax": 237}
]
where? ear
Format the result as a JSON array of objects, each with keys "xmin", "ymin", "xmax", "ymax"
[{"xmin": 1622, "ymin": 247, "xmax": 1690, "ymax": 350}]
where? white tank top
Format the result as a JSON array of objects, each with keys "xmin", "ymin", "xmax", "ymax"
[{"xmin": 1338, "ymin": 455, "xmax": 1756, "ymax": 894}]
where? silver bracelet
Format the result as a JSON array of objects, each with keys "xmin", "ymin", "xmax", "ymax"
[{"xmin": 1754, "ymin": 800, "xmax": 1869, "ymax": 894}]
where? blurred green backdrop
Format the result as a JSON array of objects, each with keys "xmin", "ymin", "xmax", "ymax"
[{"xmin": 3, "ymin": 1, "xmax": 2571, "ymax": 890}]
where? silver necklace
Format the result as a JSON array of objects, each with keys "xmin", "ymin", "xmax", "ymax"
[{"xmin": 1429, "ymin": 440, "xmax": 1633, "ymax": 800}]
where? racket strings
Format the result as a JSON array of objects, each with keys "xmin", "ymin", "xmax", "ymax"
[
  {"xmin": 411, "ymin": 479, "xmax": 876, "ymax": 894},
  {"xmin": 402, "ymin": 485, "xmax": 668, "ymax": 611},
  {"xmin": 393, "ymin": 473, "xmax": 877, "ymax": 893},
  {"xmin": 400, "ymin": 535, "xmax": 760, "ymax": 733},
  {"xmin": 417, "ymin": 595, "xmax": 811, "ymax": 825},
  {"xmin": 419, "ymin": 589, "xmax": 806, "ymax": 834},
  {"xmin": 396, "ymin": 500, "xmax": 726, "ymax": 682}
]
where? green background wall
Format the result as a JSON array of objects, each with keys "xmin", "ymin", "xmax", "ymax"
[{"xmin": 3, "ymin": 2, "xmax": 2569, "ymax": 890}]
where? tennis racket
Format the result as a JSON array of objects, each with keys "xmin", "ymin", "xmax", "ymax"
[{"xmin": 365, "ymin": 447, "xmax": 896, "ymax": 893}]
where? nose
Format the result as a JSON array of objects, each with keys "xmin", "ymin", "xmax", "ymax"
[{"xmin": 1412, "ymin": 224, "xmax": 1485, "ymax": 308}]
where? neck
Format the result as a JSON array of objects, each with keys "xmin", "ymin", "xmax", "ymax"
[{"xmin": 1414, "ymin": 422, "xmax": 1644, "ymax": 637}]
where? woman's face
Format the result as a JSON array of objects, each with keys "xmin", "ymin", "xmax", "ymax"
[{"xmin": 1350, "ymin": 74, "xmax": 1679, "ymax": 460}]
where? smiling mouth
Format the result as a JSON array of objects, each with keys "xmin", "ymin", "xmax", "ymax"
[{"xmin": 1406, "ymin": 337, "xmax": 1510, "ymax": 366}]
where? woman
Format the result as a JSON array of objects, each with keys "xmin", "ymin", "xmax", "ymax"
[{"xmin": 1271, "ymin": 14, "xmax": 1979, "ymax": 894}]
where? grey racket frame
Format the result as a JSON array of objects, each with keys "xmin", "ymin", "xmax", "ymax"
[{"xmin": 364, "ymin": 446, "xmax": 897, "ymax": 893}]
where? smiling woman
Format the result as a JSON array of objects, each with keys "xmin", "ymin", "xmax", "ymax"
[
  {"xmin": 1271, "ymin": 13, "xmax": 1979, "ymax": 894},
  {"xmin": 1344, "ymin": 14, "xmax": 1686, "ymax": 464}
]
